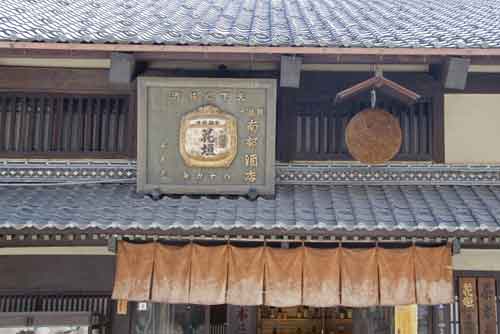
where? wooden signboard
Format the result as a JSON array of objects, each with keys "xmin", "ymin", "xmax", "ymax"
[
  {"xmin": 137, "ymin": 77, "xmax": 277, "ymax": 195},
  {"xmin": 459, "ymin": 277, "xmax": 479, "ymax": 334},
  {"xmin": 478, "ymin": 278, "xmax": 497, "ymax": 334}
]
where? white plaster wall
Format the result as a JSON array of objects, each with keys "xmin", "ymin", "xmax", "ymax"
[
  {"xmin": 445, "ymin": 94, "xmax": 500, "ymax": 163},
  {"xmin": 453, "ymin": 249, "xmax": 500, "ymax": 271}
]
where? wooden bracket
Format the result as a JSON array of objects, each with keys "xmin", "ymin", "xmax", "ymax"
[{"xmin": 335, "ymin": 74, "xmax": 420, "ymax": 105}]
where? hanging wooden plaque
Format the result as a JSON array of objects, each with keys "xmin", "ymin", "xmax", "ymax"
[
  {"xmin": 459, "ymin": 277, "xmax": 479, "ymax": 334},
  {"xmin": 478, "ymin": 278, "xmax": 497, "ymax": 334},
  {"xmin": 345, "ymin": 108, "xmax": 402, "ymax": 164}
]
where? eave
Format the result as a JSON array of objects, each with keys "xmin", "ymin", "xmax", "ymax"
[
  {"xmin": 3, "ymin": 42, "xmax": 500, "ymax": 65},
  {"xmin": 1, "ymin": 42, "xmax": 500, "ymax": 56}
]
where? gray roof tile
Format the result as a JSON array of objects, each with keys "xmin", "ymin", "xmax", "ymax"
[
  {"xmin": 2, "ymin": 0, "xmax": 500, "ymax": 48},
  {"xmin": 1, "ymin": 183, "xmax": 500, "ymax": 233}
]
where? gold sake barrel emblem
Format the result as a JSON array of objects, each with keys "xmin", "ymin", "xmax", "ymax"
[{"xmin": 179, "ymin": 104, "xmax": 238, "ymax": 168}]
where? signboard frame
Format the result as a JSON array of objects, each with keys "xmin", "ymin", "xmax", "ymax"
[{"xmin": 137, "ymin": 77, "xmax": 277, "ymax": 195}]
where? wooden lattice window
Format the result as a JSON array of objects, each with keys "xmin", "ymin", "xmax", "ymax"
[
  {"xmin": 0, "ymin": 93, "xmax": 132, "ymax": 158},
  {"xmin": 289, "ymin": 97, "xmax": 433, "ymax": 161},
  {"xmin": 0, "ymin": 294, "xmax": 111, "ymax": 315}
]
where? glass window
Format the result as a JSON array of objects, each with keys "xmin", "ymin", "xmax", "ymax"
[{"xmin": 132, "ymin": 303, "xmax": 208, "ymax": 334}]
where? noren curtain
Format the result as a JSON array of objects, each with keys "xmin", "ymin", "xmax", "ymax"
[
  {"xmin": 227, "ymin": 246, "xmax": 265, "ymax": 305},
  {"xmin": 415, "ymin": 246, "xmax": 453, "ymax": 304},
  {"xmin": 264, "ymin": 247, "xmax": 303, "ymax": 307},
  {"xmin": 112, "ymin": 242, "xmax": 156, "ymax": 301},
  {"xmin": 302, "ymin": 247, "xmax": 340, "ymax": 307},
  {"xmin": 152, "ymin": 244, "xmax": 191, "ymax": 304},
  {"xmin": 341, "ymin": 248, "xmax": 379, "ymax": 307},
  {"xmin": 112, "ymin": 242, "xmax": 453, "ymax": 307}
]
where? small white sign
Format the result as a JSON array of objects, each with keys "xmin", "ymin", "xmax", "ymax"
[{"xmin": 137, "ymin": 302, "xmax": 148, "ymax": 311}]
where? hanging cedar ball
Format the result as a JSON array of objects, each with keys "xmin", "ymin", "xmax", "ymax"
[{"xmin": 345, "ymin": 108, "xmax": 402, "ymax": 164}]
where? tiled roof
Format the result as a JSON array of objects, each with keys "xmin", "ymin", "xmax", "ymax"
[
  {"xmin": 1, "ymin": 0, "xmax": 500, "ymax": 48},
  {"xmin": 2, "ymin": 184, "xmax": 500, "ymax": 234}
]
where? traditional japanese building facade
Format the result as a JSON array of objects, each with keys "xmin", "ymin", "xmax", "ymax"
[{"xmin": 0, "ymin": 0, "xmax": 500, "ymax": 334}]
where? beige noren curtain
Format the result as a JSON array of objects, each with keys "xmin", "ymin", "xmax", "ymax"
[
  {"xmin": 113, "ymin": 242, "xmax": 452, "ymax": 307},
  {"xmin": 227, "ymin": 246, "xmax": 265, "ymax": 306},
  {"xmin": 189, "ymin": 244, "xmax": 228, "ymax": 305},
  {"xmin": 302, "ymin": 247, "xmax": 340, "ymax": 307},
  {"xmin": 112, "ymin": 241, "xmax": 155, "ymax": 301},
  {"xmin": 264, "ymin": 247, "xmax": 303, "ymax": 307},
  {"xmin": 378, "ymin": 247, "xmax": 416, "ymax": 305},
  {"xmin": 152, "ymin": 244, "xmax": 192, "ymax": 304},
  {"xmin": 415, "ymin": 245, "xmax": 453, "ymax": 304},
  {"xmin": 341, "ymin": 248, "xmax": 379, "ymax": 307}
]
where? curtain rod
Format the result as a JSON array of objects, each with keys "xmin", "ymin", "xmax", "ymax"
[{"xmin": 109, "ymin": 234, "xmax": 451, "ymax": 247}]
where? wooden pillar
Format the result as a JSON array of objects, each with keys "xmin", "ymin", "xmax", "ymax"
[
  {"xmin": 459, "ymin": 277, "xmax": 479, "ymax": 334},
  {"xmin": 110, "ymin": 300, "xmax": 132, "ymax": 334}
]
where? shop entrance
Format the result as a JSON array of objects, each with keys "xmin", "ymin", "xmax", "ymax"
[
  {"xmin": 130, "ymin": 304, "xmax": 423, "ymax": 334},
  {"xmin": 259, "ymin": 306, "xmax": 392, "ymax": 334}
]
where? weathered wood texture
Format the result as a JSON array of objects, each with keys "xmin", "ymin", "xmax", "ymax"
[
  {"xmin": 453, "ymin": 273, "xmax": 500, "ymax": 334},
  {"xmin": 0, "ymin": 295, "xmax": 110, "ymax": 314},
  {"xmin": 0, "ymin": 67, "xmax": 447, "ymax": 161},
  {"xmin": 459, "ymin": 277, "xmax": 479, "ymax": 334},
  {"xmin": 277, "ymin": 72, "xmax": 441, "ymax": 162},
  {"xmin": 0, "ymin": 67, "xmax": 130, "ymax": 93},
  {"xmin": 0, "ymin": 93, "xmax": 132, "ymax": 158},
  {"xmin": 0, "ymin": 255, "xmax": 115, "ymax": 294},
  {"xmin": 0, "ymin": 67, "xmax": 134, "ymax": 158},
  {"xmin": 477, "ymin": 278, "xmax": 497, "ymax": 334}
]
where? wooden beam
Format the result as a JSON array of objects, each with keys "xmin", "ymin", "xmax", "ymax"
[
  {"xmin": 0, "ymin": 66, "xmax": 131, "ymax": 93},
  {"xmin": 2, "ymin": 41, "xmax": 500, "ymax": 57}
]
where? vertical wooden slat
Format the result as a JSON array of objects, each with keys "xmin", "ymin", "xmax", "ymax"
[
  {"xmin": 322, "ymin": 114, "xmax": 328, "ymax": 154},
  {"xmin": 52, "ymin": 96, "xmax": 64, "ymax": 151},
  {"xmin": 103, "ymin": 97, "xmax": 111, "ymax": 151},
  {"xmin": 334, "ymin": 106, "xmax": 342, "ymax": 155},
  {"xmin": 478, "ymin": 278, "xmax": 497, "ymax": 334},
  {"xmin": 91, "ymin": 97, "xmax": 99, "ymax": 151},
  {"xmin": 33, "ymin": 97, "xmax": 41, "ymax": 151},
  {"xmin": 459, "ymin": 277, "xmax": 479, "ymax": 334},
  {"xmin": 296, "ymin": 115, "xmax": 302, "ymax": 153},
  {"xmin": 413, "ymin": 104, "xmax": 420, "ymax": 155},
  {"xmin": 427, "ymin": 100, "xmax": 434, "ymax": 158},
  {"xmin": 78, "ymin": 97, "xmax": 85, "ymax": 151},
  {"xmin": 0, "ymin": 96, "xmax": 5, "ymax": 151},
  {"xmin": 5, "ymin": 296, "xmax": 11, "ymax": 312},
  {"xmin": 109, "ymin": 97, "xmax": 118, "ymax": 152},
  {"xmin": 60, "ymin": 97, "xmax": 67, "ymax": 151},
  {"xmin": 419, "ymin": 102, "xmax": 427, "ymax": 156},
  {"xmin": 313, "ymin": 114, "xmax": 319, "ymax": 153},
  {"xmin": 304, "ymin": 115, "xmax": 311, "ymax": 153},
  {"xmin": 26, "ymin": 97, "xmax": 35, "ymax": 152},
  {"xmin": 117, "ymin": 98, "xmax": 126, "ymax": 152},
  {"xmin": 4, "ymin": 97, "xmax": 12, "ymax": 150},
  {"xmin": 15, "ymin": 96, "xmax": 25, "ymax": 151},
  {"xmin": 69, "ymin": 98, "xmax": 78, "ymax": 151},
  {"xmin": 9, "ymin": 97, "xmax": 18, "ymax": 151},
  {"xmin": 83, "ymin": 98, "xmax": 92, "ymax": 152},
  {"xmin": 48, "ymin": 96, "xmax": 57, "ymax": 151},
  {"xmin": 40, "ymin": 97, "xmax": 49, "ymax": 151}
]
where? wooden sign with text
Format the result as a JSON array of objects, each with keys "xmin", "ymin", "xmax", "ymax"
[
  {"xmin": 137, "ymin": 77, "xmax": 277, "ymax": 195},
  {"xmin": 478, "ymin": 278, "xmax": 497, "ymax": 334},
  {"xmin": 459, "ymin": 277, "xmax": 479, "ymax": 334}
]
